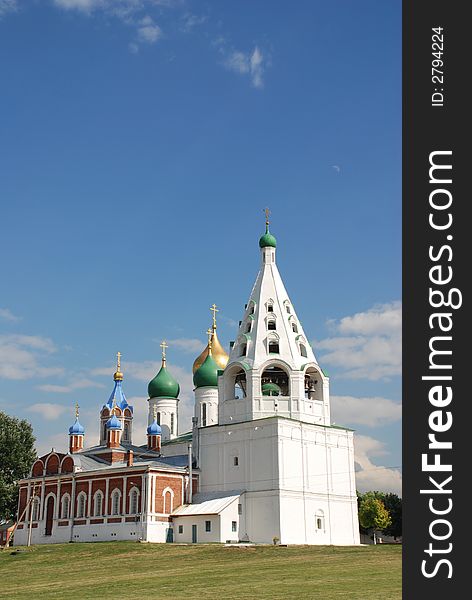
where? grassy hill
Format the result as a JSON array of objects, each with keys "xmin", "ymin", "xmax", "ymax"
[{"xmin": 1, "ymin": 542, "xmax": 401, "ymax": 599}]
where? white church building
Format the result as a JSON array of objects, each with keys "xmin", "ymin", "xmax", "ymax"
[{"xmin": 15, "ymin": 217, "xmax": 360, "ymax": 546}]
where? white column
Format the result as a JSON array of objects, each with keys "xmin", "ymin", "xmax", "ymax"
[
  {"xmin": 87, "ymin": 480, "xmax": 92, "ymax": 518},
  {"xmin": 55, "ymin": 480, "xmax": 61, "ymax": 519},
  {"xmin": 105, "ymin": 478, "xmax": 110, "ymax": 517},
  {"xmin": 123, "ymin": 476, "xmax": 128, "ymax": 516}
]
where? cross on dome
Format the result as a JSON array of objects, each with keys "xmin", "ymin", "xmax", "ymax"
[{"xmin": 210, "ymin": 303, "xmax": 219, "ymax": 330}]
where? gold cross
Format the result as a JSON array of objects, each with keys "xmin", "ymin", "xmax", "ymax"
[
  {"xmin": 207, "ymin": 328, "xmax": 213, "ymax": 352},
  {"xmin": 210, "ymin": 303, "xmax": 219, "ymax": 329},
  {"xmin": 75, "ymin": 401, "xmax": 79, "ymax": 419},
  {"xmin": 116, "ymin": 351, "xmax": 121, "ymax": 371},
  {"xmin": 160, "ymin": 340, "xmax": 168, "ymax": 360},
  {"xmin": 264, "ymin": 207, "xmax": 270, "ymax": 226}
]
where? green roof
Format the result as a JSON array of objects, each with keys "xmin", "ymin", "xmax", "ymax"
[
  {"xmin": 148, "ymin": 362, "xmax": 180, "ymax": 399},
  {"xmin": 259, "ymin": 224, "xmax": 277, "ymax": 248},
  {"xmin": 193, "ymin": 353, "xmax": 219, "ymax": 388}
]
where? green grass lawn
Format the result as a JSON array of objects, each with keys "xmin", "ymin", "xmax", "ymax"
[{"xmin": 0, "ymin": 542, "xmax": 401, "ymax": 599}]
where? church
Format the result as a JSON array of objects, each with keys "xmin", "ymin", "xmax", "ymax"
[{"xmin": 14, "ymin": 217, "xmax": 360, "ymax": 546}]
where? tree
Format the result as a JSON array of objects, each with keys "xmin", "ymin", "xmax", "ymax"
[
  {"xmin": 357, "ymin": 491, "xmax": 402, "ymax": 539},
  {"xmin": 381, "ymin": 493, "xmax": 402, "ymax": 538},
  {"xmin": 0, "ymin": 411, "xmax": 36, "ymax": 521},
  {"xmin": 358, "ymin": 494, "xmax": 391, "ymax": 543}
]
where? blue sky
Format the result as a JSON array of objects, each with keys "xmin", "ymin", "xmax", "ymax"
[{"xmin": 0, "ymin": 0, "xmax": 401, "ymax": 493}]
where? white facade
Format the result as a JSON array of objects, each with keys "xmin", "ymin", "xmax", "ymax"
[
  {"xmin": 194, "ymin": 386, "xmax": 219, "ymax": 428},
  {"xmin": 149, "ymin": 397, "xmax": 178, "ymax": 442},
  {"xmin": 191, "ymin": 229, "xmax": 360, "ymax": 545}
]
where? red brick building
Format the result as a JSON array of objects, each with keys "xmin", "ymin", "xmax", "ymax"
[{"xmin": 14, "ymin": 358, "xmax": 197, "ymax": 545}]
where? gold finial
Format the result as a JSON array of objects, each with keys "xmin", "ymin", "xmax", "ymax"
[
  {"xmin": 210, "ymin": 303, "xmax": 219, "ymax": 331},
  {"xmin": 113, "ymin": 351, "xmax": 123, "ymax": 381},
  {"xmin": 160, "ymin": 340, "xmax": 168, "ymax": 365},
  {"xmin": 206, "ymin": 328, "xmax": 213, "ymax": 355},
  {"xmin": 75, "ymin": 401, "xmax": 79, "ymax": 419},
  {"xmin": 264, "ymin": 207, "xmax": 270, "ymax": 227}
]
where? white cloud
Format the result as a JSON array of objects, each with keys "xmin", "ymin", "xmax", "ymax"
[
  {"xmin": 37, "ymin": 379, "xmax": 105, "ymax": 393},
  {"xmin": 0, "ymin": 334, "xmax": 63, "ymax": 380},
  {"xmin": 128, "ymin": 42, "xmax": 139, "ymax": 54},
  {"xmin": 137, "ymin": 16, "xmax": 162, "ymax": 44},
  {"xmin": 181, "ymin": 12, "xmax": 207, "ymax": 33},
  {"xmin": 331, "ymin": 395, "xmax": 401, "ymax": 428},
  {"xmin": 354, "ymin": 434, "xmax": 402, "ymax": 495},
  {"xmin": 224, "ymin": 45, "xmax": 267, "ymax": 89},
  {"xmin": 332, "ymin": 301, "xmax": 402, "ymax": 336},
  {"xmin": 316, "ymin": 301, "xmax": 401, "ymax": 380},
  {"xmin": 0, "ymin": 0, "xmax": 17, "ymax": 19},
  {"xmin": 53, "ymin": 0, "xmax": 104, "ymax": 12},
  {"xmin": 0, "ymin": 307, "xmax": 21, "ymax": 322},
  {"xmin": 30, "ymin": 403, "xmax": 68, "ymax": 421}
]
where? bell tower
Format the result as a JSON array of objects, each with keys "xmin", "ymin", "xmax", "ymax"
[{"xmin": 220, "ymin": 210, "xmax": 331, "ymax": 426}]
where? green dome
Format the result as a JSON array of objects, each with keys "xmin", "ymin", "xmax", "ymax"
[
  {"xmin": 259, "ymin": 226, "xmax": 277, "ymax": 248},
  {"xmin": 193, "ymin": 353, "xmax": 219, "ymax": 388},
  {"xmin": 262, "ymin": 382, "xmax": 281, "ymax": 396},
  {"xmin": 148, "ymin": 362, "xmax": 180, "ymax": 399}
]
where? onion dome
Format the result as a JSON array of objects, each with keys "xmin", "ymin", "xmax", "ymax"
[
  {"xmin": 106, "ymin": 413, "xmax": 122, "ymax": 430},
  {"xmin": 147, "ymin": 420, "xmax": 162, "ymax": 436},
  {"xmin": 194, "ymin": 353, "xmax": 219, "ymax": 388},
  {"xmin": 148, "ymin": 342, "xmax": 180, "ymax": 399},
  {"xmin": 193, "ymin": 305, "xmax": 229, "ymax": 374},
  {"xmin": 69, "ymin": 417, "xmax": 85, "ymax": 435},
  {"xmin": 262, "ymin": 382, "xmax": 281, "ymax": 396},
  {"xmin": 69, "ymin": 402, "xmax": 85, "ymax": 434},
  {"xmin": 259, "ymin": 223, "xmax": 277, "ymax": 249}
]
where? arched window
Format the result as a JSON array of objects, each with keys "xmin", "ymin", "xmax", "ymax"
[
  {"xmin": 94, "ymin": 491, "xmax": 103, "ymax": 517},
  {"xmin": 123, "ymin": 422, "xmax": 130, "ymax": 442},
  {"xmin": 77, "ymin": 492, "xmax": 86, "ymax": 518},
  {"xmin": 239, "ymin": 343, "xmax": 247, "ymax": 357},
  {"xmin": 304, "ymin": 367, "xmax": 322, "ymax": 401},
  {"xmin": 268, "ymin": 341, "xmax": 280, "ymax": 354},
  {"xmin": 261, "ymin": 365, "xmax": 290, "ymax": 396},
  {"xmin": 163, "ymin": 488, "xmax": 174, "ymax": 514},
  {"xmin": 300, "ymin": 344, "xmax": 307, "ymax": 357},
  {"xmin": 315, "ymin": 510, "xmax": 325, "ymax": 531},
  {"xmin": 292, "ymin": 322, "xmax": 298, "ymax": 333},
  {"xmin": 156, "ymin": 412, "xmax": 161, "ymax": 425},
  {"xmin": 129, "ymin": 488, "xmax": 139, "ymax": 514},
  {"xmin": 170, "ymin": 413, "xmax": 175, "ymax": 435},
  {"xmin": 248, "ymin": 302, "xmax": 255, "ymax": 316},
  {"xmin": 267, "ymin": 320, "xmax": 276, "ymax": 331},
  {"xmin": 31, "ymin": 497, "xmax": 40, "ymax": 521},
  {"xmin": 102, "ymin": 421, "xmax": 107, "ymax": 442},
  {"xmin": 285, "ymin": 303, "xmax": 291, "ymax": 314},
  {"xmin": 61, "ymin": 494, "xmax": 70, "ymax": 519},
  {"xmin": 245, "ymin": 322, "xmax": 252, "ymax": 334},
  {"xmin": 202, "ymin": 402, "xmax": 207, "ymax": 427},
  {"xmin": 112, "ymin": 490, "xmax": 121, "ymax": 516},
  {"xmin": 267, "ymin": 304, "xmax": 274, "ymax": 313}
]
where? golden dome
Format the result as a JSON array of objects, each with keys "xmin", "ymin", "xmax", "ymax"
[{"xmin": 192, "ymin": 329, "xmax": 229, "ymax": 374}]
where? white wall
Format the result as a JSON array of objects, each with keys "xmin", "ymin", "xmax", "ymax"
[{"xmin": 198, "ymin": 417, "xmax": 359, "ymax": 545}]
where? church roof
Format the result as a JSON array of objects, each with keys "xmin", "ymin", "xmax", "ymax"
[
  {"xmin": 171, "ymin": 491, "xmax": 242, "ymax": 516},
  {"xmin": 226, "ymin": 220, "xmax": 319, "ymax": 371}
]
